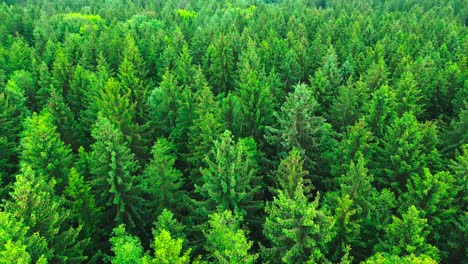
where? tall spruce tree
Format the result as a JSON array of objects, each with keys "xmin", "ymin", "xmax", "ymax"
[
  {"xmin": 19, "ymin": 111, "xmax": 72, "ymax": 194},
  {"xmin": 195, "ymin": 130, "xmax": 262, "ymax": 221},
  {"xmin": 266, "ymin": 83, "xmax": 325, "ymax": 172},
  {"xmin": 89, "ymin": 116, "xmax": 144, "ymax": 235},
  {"xmin": 203, "ymin": 210, "xmax": 257, "ymax": 264}
]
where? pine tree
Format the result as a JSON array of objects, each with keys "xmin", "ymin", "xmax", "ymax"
[
  {"xmin": 205, "ymin": 34, "xmax": 235, "ymax": 95},
  {"xmin": 394, "ymin": 71, "xmax": 423, "ymax": 118},
  {"xmin": 235, "ymin": 38, "xmax": 275, "ymax": 143},
  {"xmin": 204, "ymin": 210, "xmax": 257, "ymax": 264},
  {"xmin": 266, "ymin": 83, "xmax": 325, "ymax": 172},
  {"xmin": 118, "ymin": 34, "xmax": 149, "ymax": 124},
  {"xmin": 401, "ymin": 169, "xmax": 459, "ymax": 260},
  {"xmin": 47, "ymin": 86, "xmax": 85, "ymax": 151},
  {"xmin": 145, "ymin": 230, "xmax": 191, "ymax": 264},
  {"xmin": 0, "ymin": 211, "xmax": 48, "ymax": 263},
  {"xmin": 141, "ymin": 138, "xmax": 186, "ymax": 221},
  {"xmin": 64, "ymin": 167, "xmax": 99, "ymax": 257},
  {"xmin": 329, "ymin": 80, "xmax": 368, "ymax": 132},
  {"xmin": 186, "ymin": 84, "xmax": 223, "ymax": 184},
  {"xmin": 195, "ymin": 131, "xmax": 262, "ymax": 220},
  {"xmin": 364, "ymin": 85, "xmax": 397, "ymax": 139},
  {"xmin": 0, "ymin": 79, "xmax": 29, "ymax": 186},
  {"xmin": 273, "ymin": 148, "xmax": 313, "ymax": 199},
  {"xmin": 109, "ymin": 225, "xmax": 144, "ymax": 264},
  {"xmin": 153, "ymin": 209, "xmax": 186, "ymax": 242},
  {"xmin": 148, "ymin": 69, "xmax": 182, "ymax": 137},
  {"xmin": 375, "ymin": 112, "xmax": 435, "ymax": 192},
  {"xmin": 19, "ymin": 111, "xmax": 72, "ymax": 194},
  {"xmin": 96, "ymin": 78, "xmax": 148, "ymax": 160},
  {"xmin": 263, "ymin": 185, "xmax": 334, "ymax": 263},
  {"xmin": 89, "ymin": 116, "xmax": 144, "ymax": 234},
  {"xmin": 330, "ymin": 194, "xmax": 360, "ymax": 262},
  {"xmin": 375, "ymin": 206, "xmax": 439, "ymax": 261},
  {"xmin": 4, "ymin": 166, "xmax": 86, "ymax": 263}
]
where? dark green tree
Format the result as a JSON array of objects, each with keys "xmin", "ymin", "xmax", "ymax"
[
  {"xmin": 89, "ymin": 116, "xmax": 144, "ymax": 234},
  {"xmin": 0, "ymin": 79, "xmax": 29, "ymax": 185},
  {"xmin": 205, "ymin": 34, "xmax": 235, "ymax": 95},
  {"xmin": 148, "ymin": 69, "xmax": 182, "ymax": 137},
  {"xmin": 141, "ymin": 138, "xmax": 186, "ymax": 221},
  {"xmin": 266, "ymin": 83, "xmax": 325, "ymax": 172}
]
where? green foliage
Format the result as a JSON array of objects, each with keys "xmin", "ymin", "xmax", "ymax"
[
  {"xmin": 375, "ymin": 206, "xmax": 439, "ymax": 261},
  {"xmin": 19, "ymin": 111, "xmax": 72, "ymax": 193},
  {"xmin": 4, "ymin": 166, "xmax": 86, "ymax": 263},
  {"xmin": 110, "ymin": 225, "xmax": 144, "ymax": 264},
  {"xmin": 142, "ymin": 138, "xmax": 186, "ymax": 220},
  {"xmin": 153, "ymin": 209, "xmax": 186, "ymax": 242},
  {"xmin": 149, "ymin": 69, "xmax": 182, "ymax": 136},
  {"xmin": 195, "ymin": 130, "xmax": 262, "ymax": 219},
  {"xmin": 364, "ymin": 253, "xmax": 437, "ymax": 264},
  {"xmin": 263, "ymin": 186, "xmax": 334, "ymax": 263},
  {"xmin": 0, "ymin": 79, "xmax": 29, "ymax": 185},
  {"xmin": 0, "ymin": 0, "xmax": 466, "ymax": 262},
  {"xmin": 146, "ymin": 230, "xmax": 190, "ymax": 264},
  {"xmin": 186, "ymin": 77, "xmax": 223, "ymax": 178},
  {"xmin": 273, "ymin": 148, "xmax": 313, "ymax": 199},
  {"xmin": 204, "ymin": 210, "xmax": 257, "ymax": 264},
  {"xmin": 266, "ymin": 83, "xmax": 325, "ymax": 172},
  {"xmin": 90, "ymin": 116, "xmax": 143, "ymax": 233}
]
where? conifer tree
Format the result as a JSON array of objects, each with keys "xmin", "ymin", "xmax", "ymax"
[
  {"xmin": 118, "ymin": 34, "xmax": 149, "ymax": 124},
  {"xmin": 401, "ymin": 169, "xmax": 459, "ymax": 260},
  {"xmin": 0, "ymin": 211, "xmax": 48, "ymax": 263},
  {"xmin": 205, "ymin": 34, "xmax": 235, "ymax": 95},
  {"xmin": 0, "ymin": 79, "xmax": 29, "ymax": 185},
  {"xmin": 96, "ymin": 78, "xmax": 148, "ymax": 160},
  {"xmin": 273, "ymin": 148, "xmax": 312, "ymax": 199},
  {"xmin": 4, "ymin": 166, "xmax": 86, "ymax": 263},
  {"xmin": 266, "ymin": 83, "xmax": 325, "ymax": 172},
  {"xmin": 195, "ymin": 131, "xmax": 262, "ymax": 220},
  {"xmin": 149, "ymin": 69, "xmax": 182, "ymax": 137},
  {"xmin": 89, "ymin": 116, "xmax": 144, "ymax": 234},
  {"xmin": 375, "ymin": 206, "xmax": 439, "ymax": 261},
  {"xmin": 375, "ymin": 112, "xmax": 435, "ymax": 192},
  {"xmin": 263, "ymin": 185, "xmax": 334, "ymax": 263},
  {"xmin": 19, "ymin": 111, "xmax": 72, "ymax": 193},
  {"xmin": 109, "ymin": 225, "xmax": 144, "ymax": 264},
  {"xmin": 141, "ymin": 138, "xmax": 186, "ymax": 221},
  {"xmin": 186, "ymin": 84, "xmax": 223, "ymax": 184},
  {"xmin": 204, "ymin": 210, "xmax": 257, "ymax": 264},
  {"xmin": 235, "ymin": 39, "xmax": 275, "ymax": 143}
]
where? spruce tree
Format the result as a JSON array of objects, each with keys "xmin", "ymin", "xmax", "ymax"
[
  {"xmin": 19, "ymin": 111, "xmax": 72, "ymax": 194},
  {"xmin": 4, "ymin": 166, "xmax": 86, "ymax": 263},
  {"xmin": 266, "ymin": 83, "xmax": 325, "ymax": 172},
  {"xmin": 263, "ymin": 185, "xmax": 334, "ymax": 263},
  {"xmin": 204, "ymin": 210, "xmax": 257, "ymax": 264},
  {"xmin": 375, "ymin": 206, "xmax": 439, "ymax": 261},
  {"xmin": 195, "ymin": 131, "xmax": 262, "ymax": 220},
  {"xmin": 141, "ymin": 138, "xmax": 186, "ymax": 221},
  {"xmin": 89, "ymin": 116, "xmax": 144, "ymax": 234}
]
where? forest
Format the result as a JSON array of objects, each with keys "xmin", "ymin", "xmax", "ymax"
[{"xmin": 0, "ymin": 0, "xmax": 466, "ymax": 263}]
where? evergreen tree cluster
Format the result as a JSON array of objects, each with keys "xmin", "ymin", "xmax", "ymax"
[{"xmin": 0, "ymin": 0, "xmax": 466, "ymax": 263}]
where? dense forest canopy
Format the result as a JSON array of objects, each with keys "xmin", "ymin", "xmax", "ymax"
[{"xmin": 0, "ymin": 0, "xmax": 466, "ymax": 263}]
